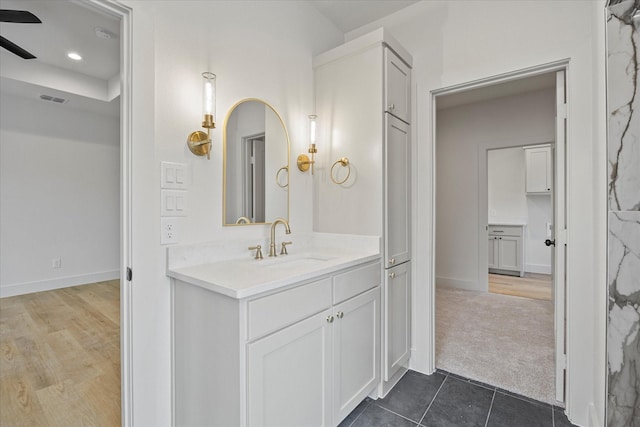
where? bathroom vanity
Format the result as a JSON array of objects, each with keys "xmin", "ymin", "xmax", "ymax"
[{"xmin": 168, "ymin": 234, "xmax": 381, "ymax": 427}]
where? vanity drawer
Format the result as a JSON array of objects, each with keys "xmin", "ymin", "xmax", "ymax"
[
  {"xmin": 333, "ymin": 261, "xmax": 381, "ymax": 304},
  {"xmin": 247, "ymin": 278, "xmax": 332, "ymax": 340},
  {"xmin": 488, "ymin": 225, "xmax": 523, "ymax": 237}
]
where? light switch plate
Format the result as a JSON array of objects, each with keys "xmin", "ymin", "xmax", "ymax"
[
  {"xmin": 161, "ymin": 162, "xmax": 188, "ymax": 189},
  {"xmin": 161, "ymin": 190, "xmax": 187, "ymax": 217}
]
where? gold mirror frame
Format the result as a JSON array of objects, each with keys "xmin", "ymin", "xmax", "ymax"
[{"xmin": 223, "ymin": 98, "xmax": 290, "ymax": 226}]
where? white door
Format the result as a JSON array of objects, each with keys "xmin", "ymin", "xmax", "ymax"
[
  {"xmin": 384, "ymin": 48, "xmax": 411, "ymax": 124},
  {"xmin": 384, "ymin": 262, "xmax": 411, "ymax": 381},
  {"xmin": 525, "ymin": 146, "xmax": 553, "ymax": 193},
  {"xmin": 385, "ymin": 115, "xmax": 411, "ymax": 268},
  {"xmin": 553, "ymin": 69, "xmax": 567, "ymax": 402},
  {"xmin": 497, "ymin": 236, "xmax": 521, "ymax": 272},
  {"xmin": 247, "ymin": 309, "xmax": 333, "ymax": 427},
  {"xmin": 333, "ymin": 288, "xmax": 380, "ymax": 425}
]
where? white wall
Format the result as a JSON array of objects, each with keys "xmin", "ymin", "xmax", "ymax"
[
  {"xmin": 120, "ymin": 1, "xmax": 343, "ymax": 425},
  {"xmin": 346, "ymin": 2, "xmax": 606, "ymax": 425},
  {"xmin": 488, "ymin": 146, "xmax": 553, "ymax": 274},
  {"xmin": 435, "ymin": 89, "xmax": 555, "ymax": 290},
  {"xmin": 0, "ymin": 93, "xmax": 119, "ymax": 296},
  {"xmin": 488, "ymin": 147, "xmax": 528, "ymax": 224}
]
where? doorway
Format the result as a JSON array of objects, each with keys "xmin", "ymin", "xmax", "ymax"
[
  {"xmin": 0, "ymin": 0, "xmax": 132, "ymax": 424},
  {"xmin": 431, "ymin": 64, "xmax": 567, "ymax": 405},
  {"xmin": 487, "ymin": 145, "xmax": 554, "ymax": 301}
]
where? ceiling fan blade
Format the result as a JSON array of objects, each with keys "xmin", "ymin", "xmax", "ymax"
[
  {"xmin": 0, "ymin": 35, "xmax": 36, "ymax": 59},
  {"xmin": 0, "ymin": 9, "xmax": 41, "ymax": 23}
]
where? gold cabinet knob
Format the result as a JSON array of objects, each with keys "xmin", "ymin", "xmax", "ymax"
[
  {"xmin": 389, "ymin": 272, "xmax": 396, "ymax": 279},
  {"xmin": 389, "ymin": 258, "xmax": 395, "ymax": 265}
]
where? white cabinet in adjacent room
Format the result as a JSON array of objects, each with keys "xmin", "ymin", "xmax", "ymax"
[
  {"xmin": 525, "ymin": 145, "xmax": 553, "ymax": 194},
  {"xmin": 488, "ymin": 224, "xmax": 526, "ymax": 277}
]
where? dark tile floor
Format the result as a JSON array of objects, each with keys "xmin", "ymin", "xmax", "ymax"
[{"xmin": 339, "ymin": 370, "xmax": 577, "ymax": 427}]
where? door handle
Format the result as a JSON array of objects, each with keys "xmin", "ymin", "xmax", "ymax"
[{"xmin": 545, "ymin": 239, "xmax": 555, "ymax": 247}]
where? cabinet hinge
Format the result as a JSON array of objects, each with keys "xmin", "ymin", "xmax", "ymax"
[{"xmin": 126, "ymin": 267, "xmax": 133, "ymax": 281}]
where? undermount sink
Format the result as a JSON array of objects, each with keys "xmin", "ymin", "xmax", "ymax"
[{"xmin": 261, "ymin": 254, "xmax": 332, "ymax": 268}]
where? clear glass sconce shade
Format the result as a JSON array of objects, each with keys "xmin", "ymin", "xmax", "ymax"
[
  {"xmin": 202, "ymin": 72, "xmax": 216, "ymax": 125},
  {"xmin": 309, "ymin": 114, "xmax": 317, "ymax": 145}
]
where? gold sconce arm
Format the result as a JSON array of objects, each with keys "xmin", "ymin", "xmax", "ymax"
[
  {"xmin": 297, "ymin": 143, "xmax": 317, "ymax": 174},
  {"xmin": 187, "ymin": 125, "xmax": 214, "ymax": 160}
]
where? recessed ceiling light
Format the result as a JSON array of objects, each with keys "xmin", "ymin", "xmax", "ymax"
[{"xmin": 67, "ymin": 52, "xmax": 82, "ymax": 61}]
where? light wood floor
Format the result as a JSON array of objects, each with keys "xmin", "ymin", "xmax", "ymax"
[
  {"xmin": 0, "ymin": 280, "xmax": 120, "ymax": 426},
  {"xmin": 488, "ymin": 272, "xmax": 552, "ymax": 301}
]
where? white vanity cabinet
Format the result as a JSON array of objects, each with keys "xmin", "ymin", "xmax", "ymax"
[
  {"xmin": 488, "ymin": 225, "xmax": 525, "ymax": 277},
  {"xmin": 313, "ymin": 28, "xmax": 412, "ymax": 397},
  {"xmin": 525, "ymin": 144, "xmax": 553, "ymax": 194},
  {"xmin": 172, "ymin": 259, "xmax": 381, "ymax": 427}
]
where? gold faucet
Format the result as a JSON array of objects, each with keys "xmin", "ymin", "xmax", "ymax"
[{"xmin": 269, "ymin": 218, "xmax": 291, "ymax": 257}]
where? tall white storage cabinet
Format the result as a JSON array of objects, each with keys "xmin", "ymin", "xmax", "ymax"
[{"xmin": 313, "ymin": 28, "xmax": 412, "ymax": 397}]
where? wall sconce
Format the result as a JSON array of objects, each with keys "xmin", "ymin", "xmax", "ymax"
[
  {"xmin": 297, "ymin": 114, "xmax": 317, "ymax": 174},
  {"xmin": 187, "ymin": 72, "xmax": 216, "ymax": 160}
]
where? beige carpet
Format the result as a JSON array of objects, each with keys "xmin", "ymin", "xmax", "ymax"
[{"xmin": 436, "ymin": 286, "xmax": 557, "ymax": 404}]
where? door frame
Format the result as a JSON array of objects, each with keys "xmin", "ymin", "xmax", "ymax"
[
  {"xmin": 430, "ymin": 59, "xmax": 570, "ymax": 402},
  {"xmin": 85, "ymin": 1, "xmax": 133, "ymax": 425}
]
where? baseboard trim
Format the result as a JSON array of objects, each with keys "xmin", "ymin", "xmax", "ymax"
[
  {"xmin": 525, "ymin": 263, "xmax": 552, "ymax": 275},
  {"xmin": 0, "ymin": 270, "xmax": 120, "ymax": 298},
  {"xmin": 436, "ymin": 276, "xmax": 481, "ymax": 292}
]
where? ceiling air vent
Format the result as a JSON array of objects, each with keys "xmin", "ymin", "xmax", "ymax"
[{"xmin": 40, "ymin": 94, "xmax": 68, "ymax": 104}]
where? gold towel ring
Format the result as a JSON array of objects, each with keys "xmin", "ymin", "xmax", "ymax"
[
  {"xmin": 331, "ymin": 157, "xmax": 351, "ymax": 185},
  {"xmin": 276, "ymin": 166, "xmax": 289, "ymax": 188}
]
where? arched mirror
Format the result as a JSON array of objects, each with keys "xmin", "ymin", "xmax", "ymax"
[{"xmin": 223, "ymin": 99, "xmax": 290, "ymax": 225}]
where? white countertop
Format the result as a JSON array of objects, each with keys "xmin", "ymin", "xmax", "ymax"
[
  {"xmin": 166, "ymin": 232, "xmax": 381, "ymax": 299},
  {"xmin": 488, "ymin": 221, "xmax": 527, "ymax": 227},
  {"xmin": 168, "ymin": 249, "xmax": 380, "ymax": 299}
]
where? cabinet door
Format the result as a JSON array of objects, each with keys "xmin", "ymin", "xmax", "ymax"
[
  {"xmin": 497, "ymin": 236, "xmax": 522, "ymax": 272},
  {"xmin": 333, "ymin": 288, "xmax": 380, "ymax": 425},
  {"xmin": 247, "ymin": 309, "xmax": 333, "ymax": 427},
  {"xmin": 384, "ymin": 48, "xmax": 411, "ymax": 124},
  {"xmin": 385, "ymin": 115, "xmax": 411, "ymax": 269},
  {"xmin": 384, "ymin": 262, "xmax": 411, "ymax": 381},
  {"xmin": 488, "ymin": 236, "xmax": 499, "ymax": 269},
  {"xmin": 525, "ymin": 146, "xmax": 552, "ymax": 193}
]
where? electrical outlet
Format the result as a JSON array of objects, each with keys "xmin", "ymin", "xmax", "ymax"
[
  {"xmin": 52, "ymin": 257, "xmax": 62, "ymax": 268},
  {"xmin": 161, "ymin": 218, "xmax": 180, "ymax": 244}
]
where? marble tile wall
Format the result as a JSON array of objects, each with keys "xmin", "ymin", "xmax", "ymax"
[{"xmin": 606, "ymin": 1, "xmax": 639, "ymax": 426}]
